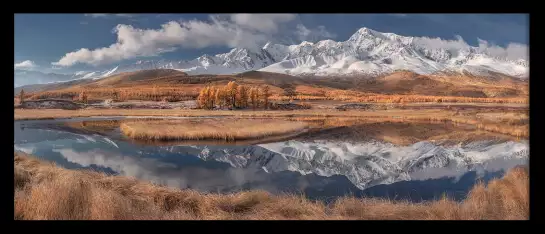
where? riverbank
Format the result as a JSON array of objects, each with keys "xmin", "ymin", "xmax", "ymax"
[{"xmin": 14, "ymin": 152, "xmax": 529, "ymax": 220}]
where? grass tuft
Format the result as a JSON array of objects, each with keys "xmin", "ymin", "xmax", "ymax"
[{"xmin": 14, "ymin": 152, "xmax": 528, "ymax": 220}]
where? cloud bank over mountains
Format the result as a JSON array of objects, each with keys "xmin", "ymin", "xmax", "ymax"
[{"xmin": 53, "ymin": 14, "xmax": 335, "ymax": 67}]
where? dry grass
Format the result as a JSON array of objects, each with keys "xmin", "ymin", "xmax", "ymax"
[
  {"xmin": 14, "ymin": 108, "xmax": 529, "ymax": 139},
  {"xmin": 14, "ymin": 108, "xmax": 456, "ymax": 120},
  {"xmin": 14, "ymin": 152, "xmax": 529, "ymax": 220},
  {"xmin": 270, "ymin": 92, "xmax": 528, "ymax": 104},
  {"xmin": 289, "ymin": 117, "xmax": 520, "ymax": 146},
  {"xmin": 120, "ymin": 119, "xmax": 308, "ymax": 141}
]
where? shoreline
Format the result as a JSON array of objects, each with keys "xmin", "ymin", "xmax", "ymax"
[
  {"xmin": 14, "ymin": 109, "xmax": 529, "ymax": 139},
  {"xmin": 14, "ymin": 152, "xmax": 529, "ymax": 220}
]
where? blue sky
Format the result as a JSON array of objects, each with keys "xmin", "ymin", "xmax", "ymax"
[{"xmin": 14, "ymin": 14, "xmax": 528, "ymax": 74}]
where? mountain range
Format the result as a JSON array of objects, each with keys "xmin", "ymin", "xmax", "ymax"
[{"xmin": 14, "ymin": 27, "xmax": 529, "ymax": 88}]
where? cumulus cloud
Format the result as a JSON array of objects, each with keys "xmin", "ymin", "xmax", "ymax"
[
  {"xmin": 53, "ymin": 18, "xmax": 271, "ymax": 66},
  {"xmin": 54, "ymin": 14, "xmax": 310, "ymax": 67},
  {"xmin": 413, "ymin": 35, "xmax": 528, "ymax": 60},
  {"xmin": 14, "ymin": 60, "xmax": 36, "ymax": 69},
  {"xmin": 229, "ymin": 14, "xmax": 296, "ymax": 33},
  {"xmin": 295, "ymin": 24, "xmax": 336, "ymax": 42},
  {"xmin": 477, "ymin": 38, "xmax": 528, "ymax": 61}
]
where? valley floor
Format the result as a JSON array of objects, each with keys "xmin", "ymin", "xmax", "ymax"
[
  {"xmin": 14, "ymin": 107, "xmax": 529, "ymax": 139},
  {"xmin": 14, "ymin": 152, "xmax": 529, "ymax": 220}
]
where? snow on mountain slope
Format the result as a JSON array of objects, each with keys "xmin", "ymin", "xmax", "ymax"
[
  {"xmin": 260, "ymin": 28, "xmax": 528, "ymax": 78},
  {"xmin": 15, "ymin": 27, "xmax": 528, "ymax": 88},
  {"xmin": 100, "ymin": 66, "xmax": 118, "ymax": 78},
  {"xmin": 161, "ymin": 139, "xmax": 528, "ymax": 190},
  {"xmin": 105, "ymin": 27, "xmax": 524, "ymax": 79}
]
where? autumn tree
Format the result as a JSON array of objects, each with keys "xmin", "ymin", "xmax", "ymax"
[
  {"xmin": 197, "ymin": 86, "xmax": 209, "ymax": 109},
  {"xmin": 18, "ymin": 89, "xmax": 25, "ymax": 104},
  {"xmin": 261, "ymin": 85, "xmax": 271, "ymax": 110},
  {"xmin": 249, "ymin": 87, "xmax": 259, "ymax": 110},
  {"xmin": 226, "ymin": 81, "xmax": 239, "ymax": 108},
  {"xmin": 112, "ymin": 89, "xmax": 119, "ymax": 101},
  {"xmin": 208, "ymin": 87, "xmax": 216, "ymax": 109},
  {"xmin": 78, "ymin": 91, "xmax": 88, "ymax": 104},
  {"xmin": 215, "ymin": 87, "xmax": 225, "ymax": 109},
  {"xmin": 236, "ymin": 85, "xmax": 249, "ymax": 108},
  {"xmin": 283, "ymin": 86, "xmax": 297, "ymax": 101},
  {"xmin": 119, "ymin": 89, "xmax": 128, "ymax": 101}
]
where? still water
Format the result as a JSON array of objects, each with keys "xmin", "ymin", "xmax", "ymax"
[{"xmin": 14, "ymin": 117, "xmax": 528, "ymax": 202}]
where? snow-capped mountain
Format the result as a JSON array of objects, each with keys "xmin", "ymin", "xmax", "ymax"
[
  {"xmin": 98, "ymin": 27, "xmax": 528, "ymax": 79},
  {"xmin": 160, "ymin": 140, "xmax": 529, "ymax": 190},
  {"xmin": 259, "ymin": 28, "xmax": 528, "ymax": 78},
  {"xmin": 14, "ymin": 67, "xmax": 122, "ymax": 87},
  {"xmin": 14, "ymin": 27, "xmax": 529, "ymax": 88},
  {"xmin": 109, "ymin": 47, "xmax": 278, "ymax": 75},
  {"xmin": 14, "ymin": 120, "xmax": 528, "ymax": 191}
]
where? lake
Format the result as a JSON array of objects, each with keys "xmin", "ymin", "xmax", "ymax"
[{"xmin": 14, "ymin": 117, "xmax": 528, "ymax": 203}]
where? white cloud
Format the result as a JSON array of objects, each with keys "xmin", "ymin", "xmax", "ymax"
[
  {"xmin": 74, "ymin": 71, "xmax": 87, "ymax": 76},
  {"xmin": 229, "ymin": 14, "xmax": 296, "ymax": 33},
  {"xmin": 295, "ymin": 24, "xmax": 336, "ymax": 42},
  {"xmin": 14, "ymin": 60, "xmax": 36, "ymax": 69},
  {"xmin": 85, "ymin": 14, "xmax": 108, "ymax": 18},
  {"xmin": 389, "ymin": 14, "xmax": 408, "ymax": 17},
  {"xmin": 413, "ymin": 35, "xmax": 528, "ymax": 60},
  {"xmin": 413, "ymin": 35, "xmax": 470, "ymax": 51},
  {"xmin": 85, "ymin": 14, "xmax": 134, "ymax": 18},
  {"xmin": 54, "ymin": 14, "xmax": 306, "ymax": 67},
  {"xmin": 477, "ymin": 38, "xmax": 528, "ymax": 61}
]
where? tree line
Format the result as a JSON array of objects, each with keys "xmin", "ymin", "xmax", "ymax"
[{"xmin": 197, "ymin": 81, "xmax": 271, "ymax": 110}]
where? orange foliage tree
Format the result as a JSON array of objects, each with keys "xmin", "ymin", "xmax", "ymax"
[
  {"xmin": 226, "ymin": 81, "xmax": 239, "ymax": 108},
  {"xmin": 197, "ymin": 81, "xmax": 266, "ymax": 110},
  {"xmin": 78, "ymin": 91, "xmax": 88, "ymax": 104},
  {"xmin": 236, "ymin": 85, "xmax": 249, "ymax": 108},
  {"xmin": 249, "ymin": 87, "xmax": 259, "ymax": 110},
  {"xmin": 261, "ymin": 85, "xmax": 271, "ymax": 110},
  {"xmin": 19, "ymin": 89, "xmax": 25, "ymax": 104}
]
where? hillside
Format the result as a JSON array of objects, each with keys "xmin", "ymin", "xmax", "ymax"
[{"xmin": 17, "ymin": 69, "xmax": 528, "ymax": 104}]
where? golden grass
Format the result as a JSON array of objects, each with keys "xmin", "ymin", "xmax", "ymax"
[
  {"xmin": 14, "ymin": 152, "xmax": 529, "ymax": 220},
  {"xmin": 288, "ymin": 117, "xmax": 520, "ymax": 146},
  {"xmin": 270, "ymin": 92, "xmax": 528, "ymax": 104},
  {"xmin": 14, "ymin": 108, "xmax": 467, "ymax": 120},
  {"xmin": 120, "ymin": 119, "xmax": 308, "ymax": 141},
  {"xmin": 14, "ymin": 108, "xmax": 529, "ymax": 139}
]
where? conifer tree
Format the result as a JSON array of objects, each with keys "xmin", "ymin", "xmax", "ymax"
[
  {"xmin": 249, "ymin": 87, "xmax": 258, "ymax": 110},
  {"xmin": 79, "ymin": 91, "xmax": 88, "ymax": 104},
  {"xmin": 197, "ymin": 86, "xmax": 208, "ymax": 109},
  {"xmin": 18, "ymin": 89, "xmax": 25, "ymax": 104},
  {"xmin": 226, "ymin": 81, "xmax": 238, "ymax": 108},
  {"xmin": 236, "ymin": 85, "xmax": 248, "ymax": 108},
  {"xmin": 261, "ymin": 85, "xmax": 271, "ymax": 110}
]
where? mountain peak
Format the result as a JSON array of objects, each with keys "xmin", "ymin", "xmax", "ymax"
[
  {"xmin": 16, "ymin": 27, "xmax": 528, "ymax": 87},
  {"xmin": 355, "ymin": 27, "xmax": 383, "ymax": 36}
]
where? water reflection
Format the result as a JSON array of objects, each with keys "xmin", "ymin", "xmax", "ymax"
[{"xmin": 14, "ymin": 118, "xmax": 529, "ymax": 201}]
